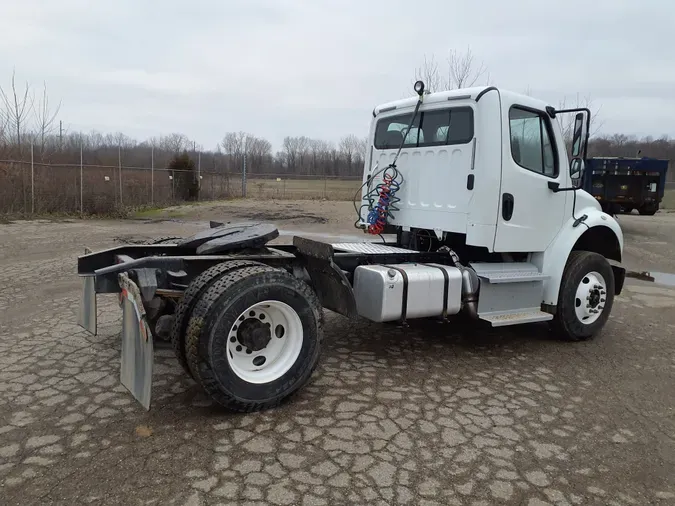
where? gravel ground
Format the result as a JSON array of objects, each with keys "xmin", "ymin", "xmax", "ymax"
[{"xmin": 1, "ymin": 200, "xmax": 674, "ymax": 506}]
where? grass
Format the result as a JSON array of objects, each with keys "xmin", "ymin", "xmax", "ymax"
[
  {"xmin": 246, "ymin": 178, "xmax": 361, "ymax": 201},
  {"xmin": 132, "ymin": 207, "xmax": 188, "ymax": 219}
]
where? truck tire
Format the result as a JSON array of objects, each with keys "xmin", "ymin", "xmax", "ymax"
[
  {"xmin": 638, "ymin": 203, "xmax": 658, "ymax": 216},
  {"xmin": 551, "ymin": 251, "xmax": 615, "ymax": 341},
  {"xmin": 184, "ymin": 265, "xmax": 324, "ymax": 412},
  {"xmin": 170, "ymin": 260, "xmax": 268, "ymax": 379}
]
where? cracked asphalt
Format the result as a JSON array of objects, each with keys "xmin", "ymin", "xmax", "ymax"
[{"xmin": 1, "ymin": 201, "xmax": 675, "ymax": 506}]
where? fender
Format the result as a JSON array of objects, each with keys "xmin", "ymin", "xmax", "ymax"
[{"xmin": 532, "ymin": 207, "xmax": 624, "ymax": 306}]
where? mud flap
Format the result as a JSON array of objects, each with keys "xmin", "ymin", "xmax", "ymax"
[
  {"xmin": 118, "ymin": 273, "xmax": 154, "ymax": 411},
  {"xmin": 77, "ymin": 275, "xmax": 98, "ymax": 335}
]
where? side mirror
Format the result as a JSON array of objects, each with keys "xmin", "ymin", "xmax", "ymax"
[
  {"xmin": 570, "ymin": 112, "xmax": 586, "ymax": 158},
  {"xmin": 570, "ymin": 157, "xmax": 584, "ymax": 186}
]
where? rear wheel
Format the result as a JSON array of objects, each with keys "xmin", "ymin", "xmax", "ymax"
[
  {"xmin": 185, "ymin": 265, "xmax": 323, "ymax": 412},
  {"xmin": 551, "ymin": 251, "xmax": 615, "ymax": 341},
  {"xmin": 170, "ymin": 260, "xmax": 268, "ymax": 378},
  {"xmin": 639, "ymin": 203, "xmax": 658, "ymax": 215}
]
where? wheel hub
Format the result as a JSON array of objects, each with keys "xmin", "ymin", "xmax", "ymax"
[
  {"xmin": 588, "ymin": 288, "xmax": 601, "ymax": 308},
  {"xmin": 236, "ymin": 318, "xmax": 271, "ymax": 352},
  {"xmin": 574, "ymin": 271, "xmax": 607, "ymax": 324},
  {"xmin": 226, "ymin": 300, "xmax": 304, "ymax": 384}
]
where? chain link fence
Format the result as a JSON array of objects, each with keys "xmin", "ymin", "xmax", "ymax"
[{"xmin": 0, "ymin": 157, "xmax": 363, "ymax": 216}]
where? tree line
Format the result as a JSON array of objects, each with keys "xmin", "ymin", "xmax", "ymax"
[
  {"xmin": 0, "ymin": 71, "xmax": 369, "ymax": 178},
  {"xmin": 2, "ymin": 52, "xmax": 675, "ymax": 183}
]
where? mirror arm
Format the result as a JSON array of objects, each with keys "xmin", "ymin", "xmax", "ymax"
[{"xmin": 548, "ymin": 181, "xmax": 578, "ymax": 193}]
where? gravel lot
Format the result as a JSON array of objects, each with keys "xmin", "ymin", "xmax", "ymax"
[{"xmin": 1, "ymin": 200, "xmax": 674, "ymax": 506}]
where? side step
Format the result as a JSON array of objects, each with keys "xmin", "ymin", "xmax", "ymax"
[
  {"xmin": 470, "ymin": 262, "xmax": 553, "ymax": 327},
  {"xmin": 331, "ymin": 243, "xmax": 419, "ymax": 254},
  {"xmin": 479, "ymin": 310, "xmax": 553, "ymax": 327},
  {"xmin": 470, "ymin": 262, "xmax": 549, "ymax": 283}
]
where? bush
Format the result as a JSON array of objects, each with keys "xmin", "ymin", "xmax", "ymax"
[{"xmin": 169, "ymin": 152, "xmax": 199, "ymax": 201}]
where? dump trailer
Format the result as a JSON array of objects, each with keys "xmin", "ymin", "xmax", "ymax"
[
  {"xmin": 77, "ymin": 82, "xmax": 627, "ymax": 412},
  {"xmin": 582, "ymin": 156, "xmax": 669, "ymax": 215}
]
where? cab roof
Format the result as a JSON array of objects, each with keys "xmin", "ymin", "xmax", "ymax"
[{"xmin": 373, "ymin": 86, "xmax": 552, "ymax": 116}]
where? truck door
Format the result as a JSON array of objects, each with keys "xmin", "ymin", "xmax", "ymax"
[{"xmin": 493, "ymin": 104, "xmax": 567, "ymax": 252}]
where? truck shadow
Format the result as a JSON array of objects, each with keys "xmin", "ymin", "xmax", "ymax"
[
  {"xmin": 169, "ymin": 314, "xmax": 570, "ymax": 419},
  {"xmin": 329, "ymin": 312, "xmax": 561, "ymax": 351}
]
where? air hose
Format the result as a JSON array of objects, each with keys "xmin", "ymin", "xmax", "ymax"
[{"xmin": 353, "ymin": 93, "xmax": 425, "ymax": 233}]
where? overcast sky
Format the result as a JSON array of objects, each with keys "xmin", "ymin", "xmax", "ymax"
[{"xmin": 1, "ymin": 0, "xmax": 672, "ymax": 152}]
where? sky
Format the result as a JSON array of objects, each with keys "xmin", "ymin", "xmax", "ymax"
[{"xmin": 1, "ymin": 0, "xmax": 673, "ymax": 152}]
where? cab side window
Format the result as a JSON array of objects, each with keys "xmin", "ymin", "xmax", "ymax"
[{"xmin": 509, "ymin": 107, "xmax": 558, "ymax": 177}]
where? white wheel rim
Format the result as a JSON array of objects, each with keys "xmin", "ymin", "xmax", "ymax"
[
  {"xmin": 226, "ymin": 300, "xmax": 303, "ymax": 384},
  {"xmin": 574, "ymin": 271, "xmax": 607, "ymax": 325}
]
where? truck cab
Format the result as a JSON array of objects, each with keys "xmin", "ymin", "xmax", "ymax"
[
  {"xmin": 359, "ymin": 82, "xmax": 625, "ymax": 330},
  {"xmin": 362, "ymin": 86, "xmax": 600, "ymax": 252}
]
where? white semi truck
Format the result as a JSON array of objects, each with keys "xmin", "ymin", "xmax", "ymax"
[{"xmin": 77, "ymin": 81, "xmax": 625, "ymax": 412}]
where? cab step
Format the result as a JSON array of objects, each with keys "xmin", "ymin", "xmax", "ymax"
[
  {"xmin": 479, "ymin": 309, "xmax": 553, "ymax": 327},
  {"xmin": 470, "ymin": 262, "xmax": 550, "ymax": 327},
  {"xmin": 470, "ymin": 262, "xmax": 549, "ymax": 283}
]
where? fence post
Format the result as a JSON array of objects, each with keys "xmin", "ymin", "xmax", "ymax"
[
  {"xmin": 242, "ymin": 150, "xmax": 247, "ymax": 198},
  {"xmin": 151, "ymin": 146, "xmax": 154, "ymax": 206},
  {"xmin": 118, "ymin": 145, "xmax": 123, "ymax": 207},
  {"xmin": 80, "ymin": 143, "xmax": 83, "ymax": 216},
  {"xmin": 31, "ymin": 141, "xmax": 34, "ymax": 215}
]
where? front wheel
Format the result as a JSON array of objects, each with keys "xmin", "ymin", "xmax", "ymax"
[
  {"xmin": 551, "ymin": 251, "xmax": 615, "ymax": 341},
  {"xmin": 185, "ymin": 265, "xmax": 323, "ymax": 412}
]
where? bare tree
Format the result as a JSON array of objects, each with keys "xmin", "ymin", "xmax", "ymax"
[
  {"xmin": 246, "ymin": 135, "xmax": 273, "ymax": 172},
  {"xmin": 339, "ymin": 134, "xmax": 362, "ymax": 174},
  {"xmin": 413, "ymin": 55, "xmax": 445, "ymax": 93},
  {"xmin": 0, "ymin": 70, "xmax": 34, "ymax": 158},
  {"xmin": 161, "ymin": 132, "xmax": 190, "ymax": 153},
  {"xmin": 296, "ymin": 136, "xmax": 311, "ymax": 174},
  {"xmin": 448, "ymin": 46, "xmax": 490, "ymax": 89},
  {"xmin": 556, "ymin": 93, "xmax": 604, "ymax": 152},
  {"xmin": 282, "ymin": 136, "xmax": 301, "ymax": 173},
  {"xmin": 411, "ymin": 46, "xmax": 490, "ymax": 94},
  {"xmin": 0, "ymin": 104, "xmax": 9, "ymax": 157},
  {"xmin": 32, "ymin": 81, "xmax": 61, "ymax": 161}
]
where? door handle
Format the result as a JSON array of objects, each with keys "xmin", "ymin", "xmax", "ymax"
[
  {"xmin": 466, "ymin": 174, "xmax": 475, "ymax": 190},
  {"xmin": 502, "ymin": 193, "xmax": 514, "ymax": 221}
]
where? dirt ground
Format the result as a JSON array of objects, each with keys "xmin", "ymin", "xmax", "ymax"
[{"xmin": 1, "ymin": 200, "xmax": 675, "ymax": 506}]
